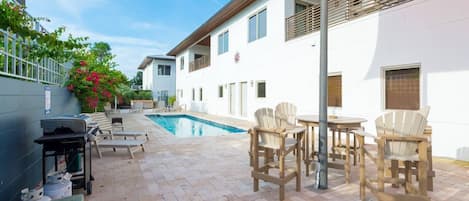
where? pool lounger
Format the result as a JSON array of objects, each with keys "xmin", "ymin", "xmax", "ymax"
[
  {"xmin": 112, "ymin": 130, "xmax": 149, "ymax": 140},
  {"xmin": 87, "ymin": 112, "xmax": 149, "ymax": 140},
  {"xmin": 94, "ymin": 138, "xmax": 146, "ymax": 159}
]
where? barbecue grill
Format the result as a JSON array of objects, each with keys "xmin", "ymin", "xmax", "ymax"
[{"xmin": 34, "ymin": 115, "xmax": 96, "ymax": 195}]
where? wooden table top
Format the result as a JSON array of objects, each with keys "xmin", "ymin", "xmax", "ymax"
[{"xmin": 297, "ymin": 115, "xmax": 367, "ymax": 124}]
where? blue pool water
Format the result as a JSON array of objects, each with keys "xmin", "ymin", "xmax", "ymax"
[{"xmin": 146, "ymin": 114, "xmax": 246, "ymax": 137}]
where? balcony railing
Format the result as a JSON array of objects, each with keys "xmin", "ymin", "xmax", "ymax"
[
  {"xmin": 0, "ymin": 29, "xmax": 65, "ymax": 85},
  {"xmin": 189, "ymin": 55, "xmax": 210, "ymax": 72},
  {"xmin": 285, "ymin": 0, "xmax": 413, "ymax": 40}
]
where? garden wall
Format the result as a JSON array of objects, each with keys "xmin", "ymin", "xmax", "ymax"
[{"xmin": 0, "ymin": 77, "xmax": 80, "ymax": 201}]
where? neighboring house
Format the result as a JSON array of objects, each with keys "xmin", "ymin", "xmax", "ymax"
[
  {"xmin": 167, "ymin": 0, "xmax": 469, "ymax": 160},
  {"xmin": 138, "ymin": 55, "xmax": 176, "ymax": 105}
]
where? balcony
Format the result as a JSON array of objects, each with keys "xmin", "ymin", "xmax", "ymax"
[
  {"xmin": 189, "ymin": 55, "xmax": 210, "ymax": 72},
  {"xmin": 285, "ymin": 0, "xmax": 413, "ymax": 41}
]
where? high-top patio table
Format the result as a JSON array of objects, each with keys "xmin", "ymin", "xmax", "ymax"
[{"xmin": 296, "ymin": 115, "xmax": 367, "ymax": 183}]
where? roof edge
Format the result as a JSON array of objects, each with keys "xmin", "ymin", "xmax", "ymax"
[
  {"xmin": 167, "ymin": 0, "xmax": 256, "ymax": 56},
  {"xmin": 137, "ymin": 55, "xmax": 176, "ymax": 70}
]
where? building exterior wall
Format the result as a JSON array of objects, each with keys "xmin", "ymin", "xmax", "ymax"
[
  {"xmin": 0, "ymin": 77, "xmax": 80, "ymax": 201},
  {"xmin": 142, "ymin": 63, "xmax": 153, "ymax": 91},
  {"xmin": 142, "ymin": 59, "xmax": 176, "ymax": 101},
  {"xmin": 174, "ymin": 0, "xmax": 469, "ymax": 160},
  {"xmin": 152, "ymin": 59, "xmax": 176, "ymax": 101}
]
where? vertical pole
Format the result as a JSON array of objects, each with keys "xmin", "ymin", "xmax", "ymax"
[
  {"xmin": 316, "ymin": 0, "xmax": 329, "ymax": 189},
  {"xmin": 18, "ymin": 37, "xmax": 23, "ymax": 76},
  {"xmin": 12, "ymin": 34, "xmax": 16, "ymax": 75},
  {"xmin": 114, "ymin": 96, "xmax": 118, "ymax": 112},
  {"xmin": 4, "ymin": 32, "xmax": 9, "ymax": 73},
  {"xmin": 36, "ymin": 59, "xmax": 40, "ymax": 83}
]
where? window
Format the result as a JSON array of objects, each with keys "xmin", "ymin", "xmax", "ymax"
[
  {"xmin": 248, "ymin": 9, "xmax": 267, "ymax": 42},
  {"xmin": 328, "ymin": 75, "xmax": 342, "ymax": 107},
  {"xmin": 385, "ymin": 67, "xmax": 420, "ymax": 110},
  {"xmin": 180, "ymin": 57, "xmax": 184, "ymax": 70},
  {"xmin": 158, "ymin": 65, "xmax": 171, "ymax": 76},
  {"xmin": 218, "ymin": 85, "xmax": 223, "ymax": 98},
  {"xmin": 199, "ymin": 88, "xmax": 203, "ymax": 101},
  {"xmin": 192, "ymin": 88, "xmax": 195, "ymax": 101},
  {"xmin": 194, "ymin": 54, "xmax": 203, "ymax": 60},
  {"xmin": 218, "ymin": 31, "xmax": 229, "ymax": 54},
  {"xmin": 295, "ymin": 3, "xmax": 307, "ymax": 13},
  {"xmin": 257, "ymin": 81, "xmax": 266, "ymax": 98}
]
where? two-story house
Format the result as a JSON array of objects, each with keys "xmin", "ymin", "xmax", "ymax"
[
  {"xmin": 138, "ymin": 55, "xmax": 176, "ymax": 105},
  {"xmin": 167, "ymin": 0, "xmax": 469, "ymax": 160}
]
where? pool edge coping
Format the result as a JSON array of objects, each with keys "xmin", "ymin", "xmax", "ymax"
[{"xmin": 144, "ymin": 112, "xmax": 249, "ymax": 138}]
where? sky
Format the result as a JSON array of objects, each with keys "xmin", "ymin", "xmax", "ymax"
[{"xmin": 26, "ymin": 0, "xmax": 230, "ymax": 78}]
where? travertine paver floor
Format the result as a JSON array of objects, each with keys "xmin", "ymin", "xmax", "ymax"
[{"xmin": 85, "ymin": 111, "xmax": 469, "ymax": 201}]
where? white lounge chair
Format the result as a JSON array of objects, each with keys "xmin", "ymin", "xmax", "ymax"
[
  {"xmin": 153, "ymin": 101, "xmax": 167, "ymax": 112},
  {"xmin": 168, "ymin": 100, "xmax": 184, "ymax": 112},
  {"xmin": 93, "ymin": 132, "xmax": 146, "ymax": 159},
  {"xmin": 87, "ymin": 112, "xmax": 149, "ymax": 140}
]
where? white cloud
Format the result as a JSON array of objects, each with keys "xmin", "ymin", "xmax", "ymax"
[
  {"xmin": 130, "ymin": 22, "xmax": 166, "ymax": 30},
  {"xmin": 54, "ymin": 0, "xmax": 108, "ymax": 20},
  {"xmin": 38, "ymin": 21, "xmax": 168, "ymax": 78},
  {"xmin": 66, "ymin": 24, "xmax": 168, "ymax": 49},
  {"xmin": 26, "ymin": 0, "xmax": 171, "ymax": 78},
  {"xmin": 112, "ymin": 45, "xmax": 164, "ymax": 78},
  {"xmin": 62, "ymin": 25, "xmax": 169, "ymax": 77}
]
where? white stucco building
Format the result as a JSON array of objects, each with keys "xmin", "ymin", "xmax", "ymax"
[
  {"xmin": 138, "ymin": 55, "xmax": 176, "ymax": 105},
  {"xmin": 167, "ymin": 0, "xmax": 469, "ymax": 161}
]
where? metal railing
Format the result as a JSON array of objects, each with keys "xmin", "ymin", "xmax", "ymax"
[
  {"xmin": 286, "ymin": 0, "xmax": 413, "ymax": 40},
  {"xmin": 189, "ymin": 55, "xmax": 210, "ymax": 72},
  {"xmin": 0, "ymin": 29, "xmax": 66, "ymax": 85}
]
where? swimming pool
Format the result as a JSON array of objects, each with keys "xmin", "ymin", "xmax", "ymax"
[{"xmin": 146, "ymin": 114, "xmax": 246, "ymax": 137}]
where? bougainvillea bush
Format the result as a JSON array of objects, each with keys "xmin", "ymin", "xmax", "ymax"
[{"xmin": 65, "ymin": 43, "xmax": 127, "ymax": 112}]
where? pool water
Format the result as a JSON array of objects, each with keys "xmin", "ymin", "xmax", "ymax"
[{"xmin": 146, "ymin": 114, "xmax": 246, "ymax": 137}]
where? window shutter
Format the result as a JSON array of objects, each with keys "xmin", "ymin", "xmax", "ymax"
[
  {"xmin": 328, "ymin": 75, "xmax": 342, "ymax": 107},
  {"xmin": 385, "ymin": 68, "xmax": 420, "ymax": 110}
]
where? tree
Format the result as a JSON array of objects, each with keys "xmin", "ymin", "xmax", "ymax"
[
  {"xmin": 131, "ymin": 71, "xmax": 143, "ymax": 86},
  {"xmin": 90, "ymin": 42, "xmax": 115, "ymax": 67},
  {"xmin": 65, "ymin": 42, "xmax": 128, "ymax": 112}
]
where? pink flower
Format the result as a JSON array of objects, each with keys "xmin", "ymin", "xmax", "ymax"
[
  {"xmin": 102, "ymin": 90, "xmax": 112, "ymax": 99},
  {"xmin": 79, "ymin": 60, "xmax": 87, "ymax": 66},
  {"xmin": 86, "ymin": 96, "xmax": 99, "ymax": 108},
  {"xmin": 92, "ymin": 87, "xmax": 97, "ymax": 92},
  {"xmin": 67, "ymin": 84, "xmax": 74, "ymax": 91}
]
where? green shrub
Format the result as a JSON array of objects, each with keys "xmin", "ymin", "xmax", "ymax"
[
  {"xmin": 134, "ymin": 90, "xmax": 152, "ymax": 100},
  {"xmin": 168, "ymin": 96, "xmax": 176, "ymax": 106}
]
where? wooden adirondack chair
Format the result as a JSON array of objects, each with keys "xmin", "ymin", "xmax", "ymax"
[
  {"xmin": 275, "ymin": 102, "xmax": 305, "ymax": 157},
  {"xmin": 356, "ymin": 110, "xmax": 429, "ymax": 201},
  {"xmin": 390, "ymin": 106, "xmax": 435, "ymax": 191},
  {"xmin": 251, "ymin": 108, "xmax": 304, "ymax": 201},
  {"xmin": 275, "ymin": 102, "xmax": 297, "ymax": 128}
]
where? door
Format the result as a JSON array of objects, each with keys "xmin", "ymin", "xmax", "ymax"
[
  {"xmin": 240, "ymin": 82, "xmax": 247, "ymax": 116},
  {"xmin": 158, "ymin": 90, "xmax": 169, "ymax": 106},
  {"xmin": 229, "ymin": 83, "xmax": 236, "ymax": 115}
]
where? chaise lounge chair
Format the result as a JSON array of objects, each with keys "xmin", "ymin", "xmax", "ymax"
[
  {"xmin": 87, "ymin": 112, "xmax": 149, "ymax": 140},
  {"xmin": 93, "ymin": 133, "xmax": 146, "ymax": 159}
]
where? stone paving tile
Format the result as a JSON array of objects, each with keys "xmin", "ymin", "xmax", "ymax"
[{"xmin": 84, "ymin": 111, "xmax": 469, "ymax": 201}]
